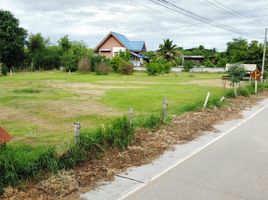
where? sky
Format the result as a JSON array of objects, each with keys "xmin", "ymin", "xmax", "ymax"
[{"xmin": 0, "ymin": 0, "xmax": 267, "ymax": 51}]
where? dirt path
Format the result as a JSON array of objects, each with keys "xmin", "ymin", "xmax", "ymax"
[{"xmin": 3, "ymin": 92, "xmax": 268, "ymax": 200}]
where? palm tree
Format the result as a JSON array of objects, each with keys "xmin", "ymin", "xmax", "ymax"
[{"xmin": 158, "ymin": 39, "xmax": 179, "ymax": 61}]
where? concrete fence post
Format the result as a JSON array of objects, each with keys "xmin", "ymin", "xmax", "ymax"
[
  {"xmin": 129, "ymin": 107, "xmax": 133, "ymax": 126},
  {"xmin": 255, "ymin": 80, "xmax": 258, "ymax": 94},
  {"xmin": 203, "ymin": 92, "xmax": 211, "ymax": 110},
  {"xmin": 162, "ymin": 97, "xmax": 168, "ymax": 124},
  {"xmin": 73, "ymin": 122, "xmax": 81, "ymax": 145}
]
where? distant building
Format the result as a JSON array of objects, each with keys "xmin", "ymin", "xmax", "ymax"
[
  {"xmin": 183, "ymin": 55, "xmax": 204, "ymax": 65},
  {"xmin": 95, "ymin": 31, "xmax": 148, "ymax": 67},
  {"xmin": 183, "ymin": 55, "xmax": 217, "ymax": 66}
]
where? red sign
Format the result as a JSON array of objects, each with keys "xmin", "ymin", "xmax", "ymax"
[{"xmin": 0, "ymin": 127, "xmax": 13, "ymax": 144}]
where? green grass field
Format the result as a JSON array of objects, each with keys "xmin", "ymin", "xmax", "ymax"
[{"xmin": 0, "ymin": 71, "xmax": 225, "ymax": 146}]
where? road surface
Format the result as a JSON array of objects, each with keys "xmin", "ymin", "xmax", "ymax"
[{"xmin": 124, "ymin": 105, "xmax": 268, "ymax": 200}]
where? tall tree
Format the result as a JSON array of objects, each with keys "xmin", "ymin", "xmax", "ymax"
[
  {"xmin": 245, "ymin": 40, "xmax": 263, "ymax": 67},
  {"xmin": 0, "ymin": 10, "xmax": 27, "ymax": 69},
  {"xmin": 158, "ymin": 39, "xmax": 179, "ymax": 61},
  {"xmin": 58, "ymin": 35, "xmax": 71, "ymax": 52},
  {"xmin": 27, "ymin": 33, "xmax": 49, "ymax": 69},
  {"xmin": 226, "ymin": 38, "xmax": 248, "ymax": 63}
]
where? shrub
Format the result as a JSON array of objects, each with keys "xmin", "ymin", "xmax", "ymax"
[
  {"xmin": 225, "ymin": 89, "xmax": 236, "ymax": 98},
  {"xmin": 204, "ymin": 59, "xmax": 215, "ymax": 68},
  {"xmin": 105, "ymin": 116, "xmax": 134, "ymax": 150},
  {"xmin": 134, "ymin": 114, "xmax": 163, "ymax": 131},
  {"xmin": 237, "ymin": 87, "xmax": 250, "ymax": 97},
  {"xmin": 175, "ymin": 101, "xmax": 203, "ymax": 115},
  {"xmin": 145, "ymin": 62, "xmax": 163, "ymax": 75},
  {"xmin": 109, "ymin": 57, "xmax": 123, "ymax": 72},
  {"xmin": 228, "ymin": 64, "xmax": 246, "ymax": 97},
  {"xmin": 1, "ymin": 65, "xmax": 8, "ymax": 76},
  {"xmin": 183, "ymin": 60, "xmax": 194, "ymax": 72},
  {"xmin": 118, "ymin": 60, "xmax": 134, "ymax": 75},
  {"xmin": 95, "ymin": 62, "xmax": 112, "ymax": 75},
  {"xmin": 163, "ymin": 62, "xmax": 173, "ymax": 73},
  {"xmin": 91, "ymin": 55, "xmax": 105, "ymax": 71},
  {"xmin": 78, "ymin": 58, "xmax": 91, "ymax": 72}
]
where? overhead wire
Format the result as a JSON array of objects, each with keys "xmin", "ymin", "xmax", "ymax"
[{"xmin": 150, "ymin": 0, "xmax": 262, "ymax": 38}]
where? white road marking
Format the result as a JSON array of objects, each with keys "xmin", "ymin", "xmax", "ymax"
[{"xmin": 117, "ymin": 103, "xmax": 268, "ymax": 200}]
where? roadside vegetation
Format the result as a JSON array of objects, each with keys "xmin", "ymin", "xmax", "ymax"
[{"xmin": 1, "ymin": 9, "xmax": 268, "ymax": 196}]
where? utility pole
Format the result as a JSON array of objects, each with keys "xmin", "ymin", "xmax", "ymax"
[{"xmin": 261, "ymin": 28, "xmax": 267, "ymax": 82}]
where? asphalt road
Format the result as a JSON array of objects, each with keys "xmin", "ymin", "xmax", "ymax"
[{"xmin": 124, "ymin": 105, "xmax": 268, "ymax": 200}]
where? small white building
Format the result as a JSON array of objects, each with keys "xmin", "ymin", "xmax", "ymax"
[{"xmin": 225, "ymin": 64, "xmax": 257, "ymax": 71}]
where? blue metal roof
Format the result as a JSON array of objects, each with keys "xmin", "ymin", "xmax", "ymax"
[
  {"xmin": 130, "ymin": 51, "xmax": 149, "ymax": 59},
  {"xmin": 111, "ymin": 32, "xmax": 145, "ymax": 52}
]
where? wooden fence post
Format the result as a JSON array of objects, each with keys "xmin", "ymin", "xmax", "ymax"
[
  {"xmin": 129, "ymin": 107, "xmax": 133, "ymax": 126},
  {"xmin": 73, "ymin": 122, "xmax": 81, "ymax": 145},
  {"xmin": 162, "ymin": 97, "xmax": 168, "ymax": 124},
  {"xmin": 203, "ymin": 92, "xmax": 211, "ymax": 110}
]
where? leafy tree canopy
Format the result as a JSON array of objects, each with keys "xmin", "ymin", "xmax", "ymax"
[
  {"xmin": 0, "ymin": 10, "xmax": 27, "ymax": 69},
  {"xmin": 158, "ymin": 39, "xmax": 179, "ymax": 61}
]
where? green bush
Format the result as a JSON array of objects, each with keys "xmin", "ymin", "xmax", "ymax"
[
  {"xmin": 1, "ymin": 65, "xmax": 8, "ymax": 76},
  {"xmin": 105, "ymin": 117, "xmax": 134, "ymax": 150},
  {"xmin": 91, "ymin": 55, "xmax": 105, "ymax": 71},
  {"xmin": 118, "ymin": 60, "xmax": 134, "ymax": 75},
  {"xmin": 175, "ymin": 101, "xmax": 203, "ymax": 115},
  {"xmin": 95, "ymin": 62, "xmax": 112, "ymax": 75},
  {"xmin": 225, "ymin": 89, "xmax": 236, "ymax": 98},
  {"xmin": 183, "ymin": 61, "xmax": 194, "ymax": 72},
  {"xmin": 237, "ymin": 87, "xmax": 250, "ymax": 97},
  {"xmin": 78, "ymin": 58, "xmax": 91, "ymax": 73},
  {"xmin": 134, "ymin": 114, "xmax": 163, "ymax": 131},
  {"xmin": 145, "ymin": 62, "xmax": 163, "ymax": 75},
  {"xmin": 204, "ymin": 59, "xmax": 215, "ymax": 68},
  {"xmin": 109, "ymin": 56, "xmax": 123, "ymax": 72},
  {"xmin": 163, "ymin": 62, "xmax": 173, "ymax": 73}
]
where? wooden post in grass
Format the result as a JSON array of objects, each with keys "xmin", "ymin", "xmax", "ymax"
[
  {"xmin": 129, "ymin": 107, "xmax": 133, "ymax": 126},
  {"xmin": 162, "ymin": 97, "xmax": 168, "ymax": 124},
  {"xmin": 73, "ymin": 122, "xmax": 81, "ymax": 145},
  {"xmin": 203, "ymin": 92, "xmax": 211, "ymax": 110},
  {"xmin": 255, "ymin": 80, "xmax": 258, "ymax": 94}
]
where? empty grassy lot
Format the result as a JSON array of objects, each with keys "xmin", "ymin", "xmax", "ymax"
[{"xmin": 0, "ymin": 71, "xmax": 225, "ymax": 146}]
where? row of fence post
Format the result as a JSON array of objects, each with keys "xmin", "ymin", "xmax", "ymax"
[{"xmin": 73, "ymin": 92, "xmax": 227, "ymax": 145}]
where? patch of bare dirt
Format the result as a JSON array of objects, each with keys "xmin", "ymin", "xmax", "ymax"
[
  {"xmin": 181, "ymin": 79, "xmax": 232, "ymax": 88},
  {"xmin": 97, "ymin": 80, "xmax": 158, "ymax": 85},
  {"xmin": 46, "ymin": 81, "xmax": 144, "ymax": 97},
  {"xmin": 3, "ymin": 91, "xmax": 268, "ymax": 200}
]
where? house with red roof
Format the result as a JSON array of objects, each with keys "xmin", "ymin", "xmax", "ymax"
[{"xmin": 95, "ymin": 31, "xmax": 148, "ymax": 67}]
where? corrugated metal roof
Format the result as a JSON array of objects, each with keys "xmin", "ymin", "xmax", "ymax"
[
  {"xmin": 112, "ymin": 32, "xmax": 145, "ymax": 52},
  {"xmin": 130, "ymin": 51, "xmax": 149, "ymax": 59},
  {"xmin": 0, "ymin": 127, "xmax": 13, "ymax": 144}
]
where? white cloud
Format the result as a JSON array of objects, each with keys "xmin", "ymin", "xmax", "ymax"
[{"xmin": 0, "ymin": 0, "xmax": 267, "ymax": 50}]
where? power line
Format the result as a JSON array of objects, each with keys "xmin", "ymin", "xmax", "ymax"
[
  {"xmin": 149, "ymin": 0, "xmax": 262, "ymax": 38},
  {"xmin": 209, "ymin": 0, "xmax": 266, "ymax": 27}
]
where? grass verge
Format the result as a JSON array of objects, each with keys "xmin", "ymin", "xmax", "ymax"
[{"xmin": 0, "ymin": 81, "xmax": 266, "ymax": 195}]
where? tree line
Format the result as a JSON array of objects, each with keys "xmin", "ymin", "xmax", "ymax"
[{"xmin": 0, "ymin": 9, "xmax": 267, "ymax": 75}]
